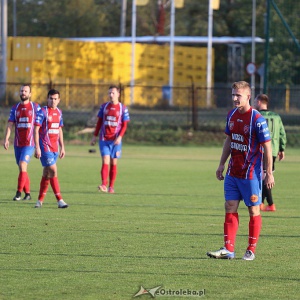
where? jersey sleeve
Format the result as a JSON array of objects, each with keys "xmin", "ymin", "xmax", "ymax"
[
  {"xmin": 279, "ymin": 118, "xmax": 287, "ymax": 151},
  {"xmin": 8, "ymin": 105, "xmax": 17, "ymax": 122},
  {"xmin": 122, "ymin": 105, "xmax": 130, "ymax": 122},
  {"xmin": 97, "ymin": 104, "xmax": 105, "ymax": 118},
  {"xmin": 255, "ymin": 116, "xmax": 271, "ymax": 144},
  {"xmin": 35, "ymin": 107, "xmax": 45, "ymax": 126}
]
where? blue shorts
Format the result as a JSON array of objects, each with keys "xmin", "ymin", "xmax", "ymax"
[
  {"xmin": 14, "ymin": 146, "xmax": 34, "ymax": 165},
  {"xmin": 40, "ymin": 152, "xmax": 59, "ymax": 167},
  {"xmin": 99, "ymin": 140, "xmax": 122, "ymax": 159},
  {"xmin": 224, "ymin": 174, "xmax": 262, "ymax": 207}
]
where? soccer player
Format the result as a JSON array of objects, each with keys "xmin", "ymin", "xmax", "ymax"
[
  {"xmin": 34, "ymin": 89, "xmax": 68, "ymax": 208},
  {"xmin": 3, "ymin": 84, "xmax": 41, "ymax": 201},
  {"xmin": 91, "ymin": 85, "xmax": 130, "ymax": 193},
  {"xmin": 207, "ymin": 81, "xmax": 274, "ymax": 261},
  {"xmin": 254, "ymin": 94, "xmax": 287, "ymax": 212}
]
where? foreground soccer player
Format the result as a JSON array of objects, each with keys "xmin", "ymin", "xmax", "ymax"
[
  {"xmin": 91, "ymin": 85, "xmax": 130, "ymax": 193},
  {"xmin": 207, "ymin": 81, "xmax": 274, "ymax": 260},
  {"xmin": 3, "ymin": 84, "xmax": 40, "ymax": 201},
  {"xmin": 34, "ymin": 89, "xmax": 68, "ymax": 208}
]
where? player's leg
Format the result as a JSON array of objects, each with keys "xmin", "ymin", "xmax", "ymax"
[
  {"xmin": 242, "ymin": 179, "xmax": 262, "ymax": 260},
  {"xmin": 35, "ymin": 152, "xmax": 68, "ymax": 208},
  {"xmin": 108, "ymin": 143, "xmax": 122, "ymax": 193},
  {"xmin": 108, "ymin": 158, "xmax": 117, "ymax": 193},
  {"xmin": 98, "ymin": 141, "xmax": 110, "ymax": 192},
  {"xmin": 37, "ymin": 168, "xmax": 50, "ymax": 203},
  {"xmin": 207, "ymin": 175, "xmax": 241, "ymax": 259},
  {"xmin": 14, "ymin": 146, "xmax": 34, "ymax": 200}
]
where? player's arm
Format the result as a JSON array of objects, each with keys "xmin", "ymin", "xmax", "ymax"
[
  {"xmin": 278, "ymin": 119, "xmax": 287, "ymax": 161},
  {"xmin": 3, "ymin": 122, "xmax": 13, "ymax": 150},
  {"xmin": 91, "ymin": 117, "xmax": 103, "ymax": 145},
  {"xmin": 263, "ymin": 140, "xmax": 275, "ymax": 189},
  {"xmin": 216, "ymin": 135, "xmax": 231, "ymax": 181},
  {"xmin": 58, "ymin": 127, "xmax": 65, "ymax": 159},
  {"xmin": 34, "ymin": 125, "xmax": 41, "ymax": 159},
  {"xmin": 114, "ymin": 121, "xmax": 128, "ymax": 145}
]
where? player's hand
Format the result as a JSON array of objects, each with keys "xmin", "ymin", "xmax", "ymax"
[
  {"xmin": 216, "ymin": 165, "xmax": 225, "ymax": 181},
  {"xmin": 264, "ymin": 173, "xmax": 275, "ymax": 189},
  {"xmin": 3, "ymin": 140, "xmax": 9, "ymax": 150},
  {"xmin": 114, "ymin": 136, "xmax": 122, "ymax": 145},
  {"xmin": 90, "ymin": 136, "xmax": 96, "ymax": 146},
  {"xmin": 278, "ymin": 151, "xmax": 285, "ymax": 161},
  {"xmin": 34, "ymin": 148, "xmax": 41, "ymax": 159},
  {"xmin": 59, "ymin": 148, "xmax": 65, "ymax": 159}
]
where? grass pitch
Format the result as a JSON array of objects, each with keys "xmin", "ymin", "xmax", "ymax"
[{"xmin": 0, "ymin": 145, "xmax": 299, "ymax": 300}]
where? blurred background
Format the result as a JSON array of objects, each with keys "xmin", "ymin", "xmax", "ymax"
[{"xmin": 0, "ymin": 0, "xmax": 299, "ymax": 146}]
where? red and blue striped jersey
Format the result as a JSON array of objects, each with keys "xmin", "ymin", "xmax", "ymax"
[
  {"xmin": 35, "ymin": 106, "xmax": 64, "ymax": 153},
  {"xmin": 8, "ymin": 101, "xmax": 41, "ymax": 147},
  {"xmin": 97, "ymin": 102, "xmax": 130, "ymax": 141},
  {"xmin": 225, "ymin": 107, "xmax": 271, "ymax": 179}
]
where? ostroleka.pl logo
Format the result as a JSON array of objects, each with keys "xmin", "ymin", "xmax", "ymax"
[{"xmin": 134, "ymin": 286, "xmax": 206, "ymax": 298}]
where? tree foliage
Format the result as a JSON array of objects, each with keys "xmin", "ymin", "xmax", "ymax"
[{"xmin": 6, "ymin": 0, "xmax": 300, "ymax": 85}]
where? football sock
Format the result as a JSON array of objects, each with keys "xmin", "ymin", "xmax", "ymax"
[
  {"xmin": 50, "ymin": 177, "xmax": 63, "ymax": 201},
  {"xmin": 262, "ymin": 183, "xmax": 273, "ymax": 205},
  {"xmin": 247, "ymin": 214, "xmax": 262, "ymax": 253},
  {"xmin": 109, "ymin": 165, "xmax": 117, "ymax": 188},
  {"xmin": 38, "ymin": 177, "xmax": 50, "ymax": 201},
  {"xmin": 23, "ymin": 173, "xmax": 30, "ymax": 194},
  {"xmin": 17, "ymin": 171, "xmax": 27, "ymax": 193},
  {"xmin": 101, "ymin": 164, "xmax": 109, "ymax": 186},
  {"xmin": 224, "ymin": 213, "xmax": 239, "ymax": 252}
]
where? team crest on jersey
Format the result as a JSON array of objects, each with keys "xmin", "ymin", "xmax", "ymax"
[
  {"xmin": 48, "ymin": 115, "xmax": 53, "ymax": 122},
  {"xmin": 250, "ymin": 194, "xmax": 258, "ymax": 203},
  {"xmin": 29, "ymin": 111, "xmax": 32, "ymax": 116},
  {"xmin": 244, "ymin": 125, "xmax": 250, "ymax": 134},
  {"xmin": 229, "ymin": 121, "xmax": 234, "ymax": 130}
]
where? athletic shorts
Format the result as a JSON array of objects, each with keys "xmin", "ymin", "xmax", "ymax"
[
  {"xmin": 99, "ymin": 140, "xmax": 122, "ymax": 159},
  {"xmin": 224, "ymin": 174, "xmax": 262, "ymax": 207},
  {"xmin": 40, "ymin": 152, "xmax": 59, "ymax": 167},
  {"xmin": 14, "ymin": 146, "xmax": 34, "ymax": 165}
]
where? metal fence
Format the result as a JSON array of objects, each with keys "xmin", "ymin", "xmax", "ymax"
[{"xmin": 1, "ymin": 81, "xmax": 300, "ymax": 112}]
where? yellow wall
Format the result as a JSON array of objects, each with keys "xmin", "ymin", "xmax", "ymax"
[{"xmin": 6, "ymin": 37, "xmax": 214, "ymax": 107}]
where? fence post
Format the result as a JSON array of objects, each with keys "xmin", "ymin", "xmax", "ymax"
[{"xmin": 190, "ymin": 77, "xmax": 198, "ymax": 131}]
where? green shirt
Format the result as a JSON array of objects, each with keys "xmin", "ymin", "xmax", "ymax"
[{"xmin": 259, "ymin": 110, "xmax": 287, "ymax": 157}]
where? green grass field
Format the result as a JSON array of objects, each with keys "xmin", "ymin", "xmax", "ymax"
[{"xmin": 0, "ymin": 145, "xmax": 299, "ymax": 300}]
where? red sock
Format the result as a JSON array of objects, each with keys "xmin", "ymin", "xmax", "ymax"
[
  {"xmin": 23, "ymin": 174, "xmax": 30, "ymax": 194},
  {"xmin": 17, "ymin": 171, "xmax": 27, "ymax": 192},
  {"xmin": 247, "ymin": 215, "xmax": 262, "ymax": 253},
  {"xmin": 109, "ymin": 165, "xmax": 117, "ymax": 188},
  {"xmin": 50, "ymin": 177, "xmax": 62, "ymax": 201},
  {"xmin": 224, "ymin": 213, "xmax": 239, "ymax": 252},
  {"xmin": 101, "ymin": 164, "xmax": 109, "ymax": 186},
  {"xmin": 38, "ymin": 177, "xmax": 50, "ymax": 201}
]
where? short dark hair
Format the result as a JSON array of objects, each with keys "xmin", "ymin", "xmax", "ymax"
[
  {"xmin": 255, "ymin": 93, "xmax": 269, "ymax": 104},
  {"xmin": 108, "ymin": 85, "xmax": 120, "ymax": 92},
  {"xmin": 47, "ymin": 89, "xmax": 60, "ymax": 98},
  {"xmin": 22, "ymin": 84, "xmax": 31, "ymax": 92}
]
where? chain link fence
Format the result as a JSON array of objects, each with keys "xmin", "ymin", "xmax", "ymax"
[{"xmin": 1, "ymin": 81, "xmax": 299, "ymax": 146}]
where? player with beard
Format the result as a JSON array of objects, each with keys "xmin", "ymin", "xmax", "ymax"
[{"xmin": 3, "ymin": 84, "xmax": 41, "ymax": 201}]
